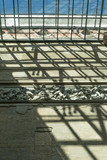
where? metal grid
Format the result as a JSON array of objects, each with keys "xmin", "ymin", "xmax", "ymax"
[{"xmin": 0, "ymin": 0, "xmax": 107, "ymax": 41}]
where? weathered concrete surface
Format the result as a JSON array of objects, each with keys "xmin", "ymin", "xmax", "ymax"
[
  {"xmin": 15, "ymin": 105, "xmax": 33, "ymax": 114},
  {"xmin": 0, "ymin": 104, "xmax": 107, "ymax": 160},
  {"xmin": 0, "ymin": 42, "xmax": 107, "ymax": 84},
  {"xmin": 0, "ymin": 42, "xmax": 107, "ymax": 159}
]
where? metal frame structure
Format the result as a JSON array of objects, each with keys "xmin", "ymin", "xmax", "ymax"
[{"xmin": 0, "ymin": 0, "xmax": 107, "ymax": 42}]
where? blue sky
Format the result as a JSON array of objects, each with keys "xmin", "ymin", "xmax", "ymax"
[{"xmin": 0, "ymin": 0, "xmax": 107, "ymax": 15}]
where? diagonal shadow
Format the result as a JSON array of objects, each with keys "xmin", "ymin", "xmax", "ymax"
[
  {"xmin": 96, "ymin": 106, "xmax": 107, "ymax": 140},
  {"xmin": 76, "ymin": 105, "xmax": 107, "ymax": 141},
  {"xmin": 33, "ymin": 106, "xmax": 69, "ymax": 160},
  {"xmin": 53, "ymin": 105, "xmax": 98, "ymax": 160},
  {"xmin": 0, "ymin": 42, "xmax": 107, "ymax": 84}
]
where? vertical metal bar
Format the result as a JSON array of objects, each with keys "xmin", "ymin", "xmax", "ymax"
[
  {"xmin": 84, "ymin": 0, "xmax": 89, "ymax": 40},
  {"xmin": 55, "ymin": 0, "xmax": 58, "ymax": 26},
  {"xmin": 71, "ymin": 0, "xmax": 74, "ymax": 40},
  {"xmin": 28, "ymin": 0, "xmax": 31, "ymax": 39},
  {"xmin": 30, "ymin": 0, "xmax": 32, "ymax": 27},
  {"xmin": 43, "ymin": 0, "xmax": 45, "ymax": 40},
  {"xmin": 94, "ymin": 0, "xmax": 99, "ymax": 28},
  {"xmin": 17, "ymin": 0, "xmax": 20, "ymax": 27},
  {"xmin": 81, "ymin": 0, "xmax": 84, "ymax": 27},
  {"xmin": 0, "ymin": 6, "xmax": 3, "ymax": 40},
  {"xmin": 98, "ymin": 0, "xmax": 104, "ymax": 40},
  {"xmin": 57, "ymin": 0, "xmax": 59, "ymax": 40},
  {"xmin": 3, "ymin": 0, "xmax": 6, "ymax": 27},
  {"xmin": 13, "ymin": 0, "xmax": 16, "ymax": 39},
  {"xmin": 68, "ymin": 0, "xmax": 70, "ymax": 27}
]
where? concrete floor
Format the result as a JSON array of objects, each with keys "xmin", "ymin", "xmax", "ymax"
[
  {"xmin": 0, "ymin": 42, "xmax": 107, "ymax": 84},
  {"xmin": 0, "ymin": 28, "xmax": 105, "ymax": 40},
  {"xmin": 0, "ymin": 42, "xmax": 107, "ymax": 160},
  {"xmin": 0, "ymin": 104, "xmax": 107, "ymax": 160}
]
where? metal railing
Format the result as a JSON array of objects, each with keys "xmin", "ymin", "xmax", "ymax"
[{"xmin": 0, "ymin": 0, "xmax": 107, "ymax": 41}]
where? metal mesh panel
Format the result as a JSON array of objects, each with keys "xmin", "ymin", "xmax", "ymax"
[{"xmin": 0, "ymin": 0, "xmax": 107, "ymax": 41}]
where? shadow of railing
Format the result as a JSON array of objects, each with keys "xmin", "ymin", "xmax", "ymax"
[
  {"xmin": 33, "ymin": 103, "xmax": 107, "ymax": 160},
  {"xmin": 0, "ymin": 42, "xmax": 107, "ymax": 84},
  {"xmin": 0, "ymin": 41, "xmax": 107, "ymax": 159},
  {"xmin": 53, "ymin": 104, "xmax": 107, "ymax": 160}
]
